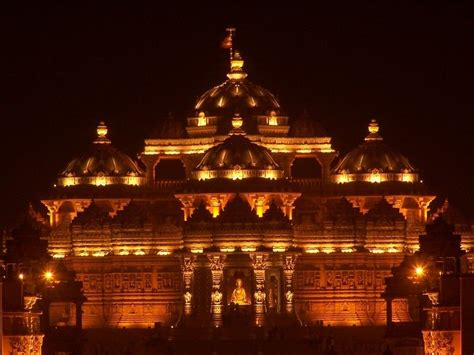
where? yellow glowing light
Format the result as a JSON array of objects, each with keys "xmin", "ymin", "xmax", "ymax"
[
  {"xmin": 218, "ymin": 96, "xmax": 225, "ymax": 107},
  {"xmin": 191, "ymin": 248, "xmax": 203, "ymax": 254},
  {"xmin": 92, "ymin": 251, "xmax": 106, "ymax": 257},
  {"xmin": 44, "ymin": 271, "xmax": 54, "ymax": 281},
  {"xmin": 52, "ymin": 253, "xmax": 65, "ymax": 259},
  {"xmin": 119, "ymin": 250, "xmax": 129, "ymax": 256},
  {"xmin": 221, "ymin": 247, "xmax": 235, "ymax": 253},
  {"xmin": 163, "ymin": 151, "xmax": 180, "ymax": 155},
  {"xmin": 157, "ymin": 250, "xmax": 171, "ymax": 256},
  {"xmin": 79, "ymin": 251, "xmax": 89, "ymax": 257},
  {"xmin": 232, "ymin": 114, "xmax": 243, "ymax": 129},
  {"xmin": 97, "ymin": 122, "xmax": 108, "ymax": 137},
  {"xmin": 296, "ymin": 149, "xmax": 312, "ymax": 154},
  {"xmin": 370, "ymin": 249, "xmax": 384, "ymax": 254},
  {"xmin": 95, "ymin": 176, "xmax": 107, "ymax": 186},
  {"xmin": 19, "ymin": 273, "xmax": 24, "ymax": 280},
  {"xmin": 415, "ymin": 266, "xmax": 425, "ymax": 277},
  {"xmin": 263, "ymin": 170, "xmax": 278, "ymax": 180},
  {"xmin": 305, "ymin": 248, "xmax": 320, "ymax": 254},
  {"xmin": 127, "ymin": 175, "xmax": 140, "ymax": 186},
  {"xmin": 369, "ymin": 171, "xmax": 381, "ymax": 183},
  {"xmin": 63, "ymin": 177, "xmax": 76, "ymax": 187},
  {"xmin": 341, "ymin": 248, "xmax": 354, "ymax": 253},
  {"xmin": 232, "ymin": 166, "xmax": 243, "ymax": 180},
  {"xmin": 387, "ymin": 247, "xmax": 399, "ymax": 253},
  {"xmin": 268, "ymin": 111, "xmax": 278, "ymax": 126},
  {"xmin": 134, "ymin": 250, "xmax": 145, "ymax": 256},
  {"xmin": 401, "ymin": 173, "xmax": 414, "ymax": 183},
  {"xmin": 322, "ymin": 248, "xmax": 335, "ymax": 254},
  {"xmin": 272, "ymin": 246, "xmax": 286, "ymax": 253},
  {"xmin": 241, "ymin": 247, "xmax": 256, "ymax": 252},
  {"xmin": 197, "ymin": 112, "xmax": 207, "ymax": 127}
]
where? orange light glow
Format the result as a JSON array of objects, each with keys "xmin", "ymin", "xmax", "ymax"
[
  {"xmin": 44, "ymin": 271, "xmax": 53, "ymax": 281},
  {"xmin": 415, "ymin": 266, "xmax": 425, "ymax": 277},
  {"xmin": 19, "ymin": 273, "xmax": 24, "ymax": 280}
]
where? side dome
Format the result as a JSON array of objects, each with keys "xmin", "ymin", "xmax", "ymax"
[
  {"xmin": 331, "ymin": 120, "xmax": 418, "ymax": 183},
  {"xmin": 192, "ymin": 121, "xmax": 283, "ymax": 180},
  {"xmin": 58, "ymin": 122, "xmax": 145, "ymax": 187},
  {"xmin": 193, "ymin": 51, "xmax": 281, "ymax": 133}
]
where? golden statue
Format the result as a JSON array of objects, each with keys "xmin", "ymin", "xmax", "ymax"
[{"xmin": 230, "ymin": 278, "xmax": 247, "ymax": 305}]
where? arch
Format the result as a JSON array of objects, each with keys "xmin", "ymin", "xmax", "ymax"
[
  {"xmin": 291, "ymin": 158, "xmax": 322, "ymax": 179},
  {"xmin": 155, "ymin": 159, "xmax": 186, "ymax": 180}
]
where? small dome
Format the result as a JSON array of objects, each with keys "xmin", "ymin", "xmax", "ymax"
[
  {"xmin": 151, "ymin": 113, "xmax": 187, "ymax": 139},
  {"xmin": 58, "ymin": 122, "xmax": 145, "ymax": 187},
  {"xmin": 193, "ymin": 52, "xmax": 281, "ymax": 133},
  {"xmin": 192, "ymin": 130, "xmax": 283, "ymax": 180},
  {"xmin": 289, "ymin": 111, "xmax": 327, "ymax": 137},
  {"xmin": 332, "ymin": 120, "xmax": 418, "ymax": 183}
]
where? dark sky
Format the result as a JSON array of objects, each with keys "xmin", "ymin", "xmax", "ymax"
[{"xmin": 1, "ymin": 2, "xmax": 473, "ymax": 228}]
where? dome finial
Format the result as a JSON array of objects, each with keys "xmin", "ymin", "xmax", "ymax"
[
  {"xmin": 94, "ymin": 121, "xmax": 111, "ymax": 144},
  {"xmin": 230, "ymin": 113, "xmax": 245, "ymax": 135},
  {"xmin": 365, "ymin": 119, "xmax": 383, "ymax": 141},
  {"xmin": 227, "ymin": 50, "xmax": 248, "ymax": 80}
]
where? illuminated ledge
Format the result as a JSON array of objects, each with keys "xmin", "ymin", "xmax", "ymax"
[
  {"xmin": 191, "ymin": 168, "xmax": 283, "ymax": 180},
  {"xmin": 332, "ymin": 172, "xmax": 419, "ymax": 184},
  {"xmin": 257, "ymin": 125, "xmax": 290, "ymax": 136},
  {"xmin": 58, "ymin": 175, "xmax": 145, "ymax": 187}
]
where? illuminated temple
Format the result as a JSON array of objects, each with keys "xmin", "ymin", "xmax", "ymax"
[{"xmin": 11, "ymin": 35, "xmax": 473, "ymax": 352}]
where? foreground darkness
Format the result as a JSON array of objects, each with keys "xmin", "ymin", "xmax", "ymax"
[{"xmin": 0, "ymin": 2, "xmax": 472, "ymax": 228}]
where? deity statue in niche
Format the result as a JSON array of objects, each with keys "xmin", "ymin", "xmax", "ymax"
[
  {"xmin": 231, "ymin": 278, "xmax": 247, "ymax": 305},
  {"xmin": 267, "ymin": 276, "xmax": 278, "ymax": 310}
]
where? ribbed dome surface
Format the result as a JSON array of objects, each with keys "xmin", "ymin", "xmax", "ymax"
[
  {"xmin": 62, "ymin": 145, "xmax": 143, "ymax": 177},
  {"xmin": 333, "ymin": 141, "xmax": 415, "ymax": 174},
  {"xmin": 194, "ymin": 80, "xmax": 280, "ymax": 117},
  {"xmin": 333, "ymin": 120, "xmax": 415, "ymax": 174},
  {"xmin": 192, "ymin": 134, "xmax": 283, "ymax": 180},
  {"xmin": 196, "ymin": 135, "xmax": 279, "ymax": 171},
  {"xmin": 58, "ymin": 122, "xmax": 145, "ymax": 186}
]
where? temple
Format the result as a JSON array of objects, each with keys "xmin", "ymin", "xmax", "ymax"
[{"xmin": 3, "ymin": 31, "xmax": 474, "ymax": 354}]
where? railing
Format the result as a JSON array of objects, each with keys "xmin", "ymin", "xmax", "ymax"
[
  {"xmin": 154, "ymin": 179, "xmax": 188, "ymax": 190},
  {"xmin": 289, "ymin": 178, "xmax": 322, "ymax": 190}
]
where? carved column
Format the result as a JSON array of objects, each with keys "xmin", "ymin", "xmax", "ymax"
[
  {"xmin": 252, "ymin": 254, "xmax": 268, "ymax": 326},
  {"xmin": 283, "ymin": 254, "xmax": 298, "ymax": 313},
  {"xmin": 139, "ymin": 155, "xmax": 159, "ymax": 186},
  {"xmin": 316, "ymin": 152, "xmax": 337, "ymax": 183},
  {"xmin": 181, "ymin": 255, "xmax": 195, "ymax": 316},
  {"xmin": 208, "ymin": 254, "xmax": 226, "ymax": 327}
]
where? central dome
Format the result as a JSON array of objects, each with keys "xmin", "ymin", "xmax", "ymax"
[
  {"xmin": 192, "ymin": 132, "xmax": 283, "ymax": 180},
  {"xmin": 193, "ymin": 52, "xmax": 281, "ymax": 133}
]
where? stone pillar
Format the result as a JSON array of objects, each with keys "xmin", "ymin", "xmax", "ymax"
[
  {"xmin": 252, "ymin": 254, "xmax": 268, "ymax": 326},
  {"xmin": 181, "ymin": 255, "xmax": 195, "ymax": 316},
  {"xmin": 316, "ymin": 152, "xmax": 337, "ymax": 183},
  {"xmin": 140, "ymin": 155, "xmax": 159, "ymax": 186},
  {"xmin": 283, "ymin": 254, "xmax": 298, "ymax": 313},
  {"xmin": 208, "ymin": 254, "xmax": 226, "ymax": 327}
]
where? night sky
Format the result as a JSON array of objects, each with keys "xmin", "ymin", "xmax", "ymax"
[{"xmin": 1, "ymin": 2, "xmax": 473, "ymax": 229}]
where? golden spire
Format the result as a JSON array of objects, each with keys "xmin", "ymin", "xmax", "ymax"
[
  {"xmin": 94, "ymin": 121, "xmax": 111, "ymax": 144},
  {"xmin": 365, "ymin": 119, "xmax": 383, "ymax": 141},
  {"xmin": 227, "ymin": 50, "xmax": 248, "ymax": 80}
]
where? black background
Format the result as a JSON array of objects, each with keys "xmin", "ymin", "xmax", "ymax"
[{"xmin": 1, "ymin": 2, "xmax": 472, "ymax": 228}]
